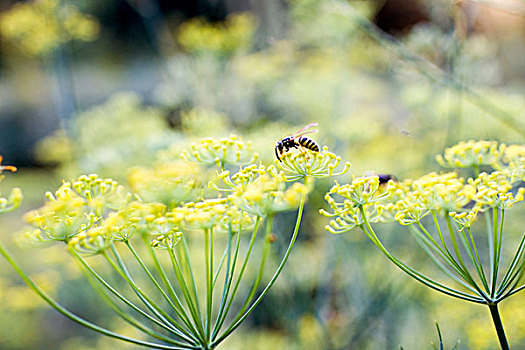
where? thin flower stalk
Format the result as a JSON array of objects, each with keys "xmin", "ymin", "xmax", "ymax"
[
  {"xmin": 321, "ymin": 141, "xmax": 525, "ymax": 349},
  {"xmin": 1, "ymin": 140, "xmax": 347, "ymax": 349}
]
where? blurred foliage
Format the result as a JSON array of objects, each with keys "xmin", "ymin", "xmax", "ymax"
[
  {"xmin": 0, "ymin": 0, "xmax": 99, "ymax": 57},
  {"xmin": 0, "ymin": 0, "xmax": 525, "ymax": 349}
]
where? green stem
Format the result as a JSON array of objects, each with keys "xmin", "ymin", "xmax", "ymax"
[
  {"xmin": 211, "ymin": 217, "xmax": 261, "ymax": 340},
  {"xmin": 143, "ymin": 238, "xmax": 202, "ymax": 339},
  {"xmin": 212, "ymin": 192, "xmax": 306, "ymax": 347},
  {"xmin": 496, "ymin": 234, "xmax": 525, "ymax": 297},
  {"xmin": 238, "ymin": 215, "xmax": 274, "ymax": 315},
  {"xmin": 167, "ymin": 248, "xmax": 207, "ymax": 342},
  {"xmin": 492, "ymin": 209, "xmax": 505, "ymax": 297},
  {"xmin": 180, "ymin": 236, "xmax": 204, "ymax": 321},
  {"xmin": 409, "ymin": 226, "xmax": 477, "ymax": 293},
  {"xmin": 0, "ymin": 241, "xmax": 192, "ymax": 350},
  {"xmin": 105, "ymin": 246, "xmax": 200, "ymax": 343},
  {"xmin": 210, "ymin": 220, "xmax": 244, "ymax": 340},
  {"xmin": 359, "ymin": 207, "xmax": 485, "ymax": 303},
  {"xmin": 488, "ymin": 304, "xmax": 510, "ymax": 350},
  {"xmin": 71, "ymin": 250, "xmax": 188, "ymax": 339},
  {"xmin": 125, "ymin": 241, "xmax": 202, "ymax": 341},
  {"xmin": 77, "ymin": 258, "xmax": 190, "ymax": 347},
  {"xmin": 204, "ymin": 227, "xmax": 213, "ymax": 341},
  {"xmin": 419, "ymin": 218, "xmax": 473, "ymax": 283}
]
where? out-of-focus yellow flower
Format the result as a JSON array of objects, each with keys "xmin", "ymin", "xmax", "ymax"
[
  {"xmin": 178, "ymin": 12, "xmax": 255, "ymax": 56},
  {"xmin": 181, "ymin": 108, "xmax": 228, "ymax": 136},
  {"xmin": 0, "ymin": 0, "xmax": 99, "ymax": 56},
  {"xmin": 181, "ymin": 135, "xmax": 258, "ymax": 169},
  {"xmin": 128, "ymin": 161, "xmax": 204, "ymax": 208}
]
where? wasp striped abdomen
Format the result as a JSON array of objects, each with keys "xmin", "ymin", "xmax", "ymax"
[{"xmin": 297, "ymin": 137, "xmax": 320, "ymax": 153}]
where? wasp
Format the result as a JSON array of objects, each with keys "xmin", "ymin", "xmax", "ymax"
[{"xmin": 275, "ymin": 123, "xmax": 320, "ymax": 162}]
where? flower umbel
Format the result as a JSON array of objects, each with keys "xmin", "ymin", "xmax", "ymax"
[
  {"xmin": 181, "ymin": 135, "xmax": 258, "ymax": 169},
  {"xmin": 276, "ymin": 146, "xmax": 350, "ymax": 181},
  {"xmin": 436, "ymin": 140, "xmax": 503, "ymax": 169}
]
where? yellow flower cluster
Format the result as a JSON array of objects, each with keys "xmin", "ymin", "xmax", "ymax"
[
  {"xmin": 392, "ymin": 172, "xmax": 473, "ymax": 225},
  {"xmin": 181, "ymin": 135, "xmax": 258, "ymax": 169},
  {"xmin": 436, "ymin": 140, "xmax": 525, "ymax": 179},
  {"xmin": 214, "ymin": 164, "xmax": 308, "ymax": 217},
  {"xmin": 68, "ymin": 201, "xmax": 177, "ymax": 253},
  {"xmin": 178, "ymin": 12, "xmax": 255, "ymax": 55},
  {"xmin": 0, "ymin": 0, "xmax": 99, "ymax": 56},
  {"xmin": 468, "ymin": 171, "xmax": 525, "ymax": 210},
  {"xmin": 322, "ymin": 166, "xmax": 525, "ymax": 232},
  {"xmin": 276, "ymin": 146, "xmax": 351, "ymax": 181},
  {"xmin": 436, "ymin": 140, "xmax": 502, "ymax": 169},
  {"xmin": 128, "ymin": 161, "xmax": 204, "ymax": 208},
  {"xmin": 22, "ymin": 175, "xmax": 130, "ymax": 243},
  {"xmin": 214, "ymin": 164, "xmax": 268, "ymax": 195},
  {"xmin": 320, "ymin": 175, "xmax": 393, "ymax": 233},
  {"xmin": 169, "ymin": 198, "xmax": 229, "ymax": 230}
]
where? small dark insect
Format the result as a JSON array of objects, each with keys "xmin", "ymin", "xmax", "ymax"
[
  {"xmin": 364, "ymin": 171, "xmax": 397, "ymax": 185},
  {"xmin": 275, "ymin": 123, "xmax": 320, "ymax": 162},
  {"xmin": 377, "ymin": 174, "xmax": 397, "ymax": 185}
]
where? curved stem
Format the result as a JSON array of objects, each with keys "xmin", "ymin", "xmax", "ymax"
[
  {"xmin": 72, "ymin": 250, "xmax": 192, "ymax": 345},
  {"xmin": 105, "ymin": 246, "xmax": 199, "ymax": 344},
  {"xmin": 78, "ymin": 258, "xmax": 191, "ymax": 347},
  {"xmin": 488, "ymin": 304, "xmax": 510, "ymax": 350},
  {"xmin": 125, "ymin": 241, "xmax": 203, "ymax": 343},
  {"xmin": 211, "ymin": 216, "xmax": 260, "ymax": 340},
  {"xmin": 204, "ymin": 227, "xmax": 213, "ymax": 341},
  {"xmin": 359, "ymin": 208, "xmax": 485, "ymax": 303},
  {"xmin": 210, "ymin": 220, "xmax": 244, "ymax": 340},
  {"xmin": 0, "ymin": 241, "xmax": 193, "ymax": 350},
  {"xmin": 211, "ymin": 192, "xmax": 307, "ymax": 348},
  {"xmin": 238, "ymin": 215, "xmax": 274, "ymax": 315},
  {"xmin": 143, "ymin": 238, "xmax": 202, "ymax": 340}
]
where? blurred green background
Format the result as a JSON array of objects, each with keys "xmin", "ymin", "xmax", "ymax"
[{"xmin": 1, "ymin": 0, "xmax": 525, "ymax": 349}]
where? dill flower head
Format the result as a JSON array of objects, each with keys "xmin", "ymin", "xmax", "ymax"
[
  {"xmin": 435, "ymin": 140, "xmax": 503, "ymax": 169},
  {"xmin": 468, "ymin": 170, "xmax": 525, "ymax": 210},
  {"xmin": 216, "ymin": 205, "xmax": 257, "ymax": 233},
  {"xmin": 0, "ymin": 0, "xmax": 99, "ymax": 56},
  {"xmin": 501, "ymin": 144, "xmax": 525, "ymax": 181},
  {"xmin": 72, "ymin": 174, "xmax": 131, "ymax": 214},
  {"xmin": 128, "ymin": 161, "xmax": 204, "ymax": 208},
  {"xmin": 68, "ymin": 226, "xmax": 112, "ymax": 255},
  {"xmin": 320, "ymin": 175, "xmax": 393, "ymax": 233},
  {"xmin": 449, "ymin": 208, "xmax": 480, "ymax": 232},
  {"xmin": 276, "ymin": 146, "xmax": 351, "ymax": 181},
  {"xmin": 22, "ymin": 175, "xmax": 130, "ymax": 243},
  {"xmin": 213, "ymin": 164, "xmax": 308, "ymax": 217},
  {"xmin": 213, "ymin": 164, "xmax": 268, "ymax": 196},
  {"xmin": 170, "ymin": 198, "xmax": 229, "ymax": 231},
  {"xmin": 181, "ymin": 135, "xmax": 258, "ymax": 169}
]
